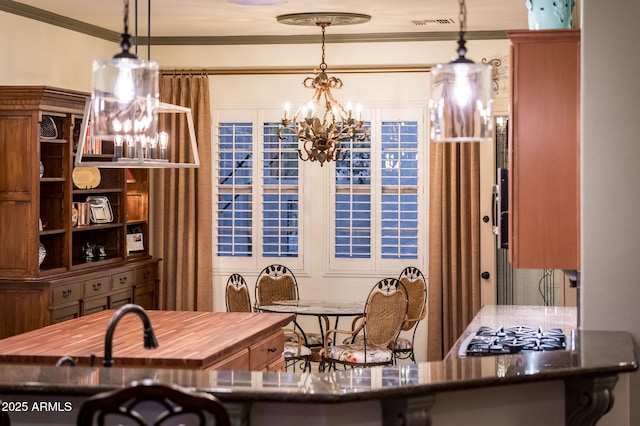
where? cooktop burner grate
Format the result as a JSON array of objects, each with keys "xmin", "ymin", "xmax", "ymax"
[{"xmin": 463, "ymin": 325, "xmax": 566, "ymax": 356}]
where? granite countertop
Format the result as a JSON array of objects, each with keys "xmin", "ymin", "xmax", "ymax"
[{"xmin": 0, "ymin": 306, "xmax": 636, "ymax": 404}]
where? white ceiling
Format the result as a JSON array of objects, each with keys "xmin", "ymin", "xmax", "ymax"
[{"xmin": 8, "ymin": 0, "xmax": 529, "ymax": 39}]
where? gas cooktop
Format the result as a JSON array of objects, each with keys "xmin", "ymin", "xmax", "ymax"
[{"xmin": 460, "ymin": 325, "xmax": 567, "ymax": 357}]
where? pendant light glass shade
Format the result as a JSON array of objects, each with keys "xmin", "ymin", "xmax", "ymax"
[
  {"xmin": 429, "ymin": 62, "xmax": 493, "ymax": 142},
  {"xmin": 91, "ymin": 57, "xmax": 159, "ymax": 157},
  {"xmin": 429, "ymin": 0, "xmax": 493, "ymax": 143}
]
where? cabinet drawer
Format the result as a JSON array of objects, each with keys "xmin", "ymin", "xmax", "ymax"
[
  {"xmin": 135, "ymin": 265, "xmax": 156, "ymax": 284},
  {"xmin": 267, "ymin": 356, "xmax": 285, "ymax": 372},
  {"xmin": 249, "ymin": 331, "xmax": 284, "ymax": 371},
  {"xmin": 208, "ymin": 348, "xmax": 249, "ymax": 371},
  {"xmin": 109, "ymin": 289, "xmax": 133, "ymax": 309},
  {"xmin": 52, "ymin": 304, "xmax": 81, "ymax": 324},
  {"xmin": 51, "ymin": 282, "xmax": 82, "ymax": 306},
  {"xmin": 111, "ymin": 270, "xmax": 134, "ymax": 291},
  {"xmin": 133, "ymin": 283, "xmax": 157, "ymax": 310},
  {"xmin": 83, "ymin": 296, "xmax": 109, "ymax": 316},
  {"xmin": 83, "ymin": 275, "xmax": 109, "ymax": 298}
]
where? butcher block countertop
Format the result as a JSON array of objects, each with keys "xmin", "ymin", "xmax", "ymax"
[{"xmin": 0, "ymin": 310, "xmax": 293, "ymax": 369}]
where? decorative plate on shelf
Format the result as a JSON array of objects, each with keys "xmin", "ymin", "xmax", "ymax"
[
  {"xmin": 72, "ymin": 167, "xmax": 101, "ymax": 189},
  {"xmin": 40, "ymin": 115, "xmax": 58, "ymax": 139},
  {"xmin": 38, "ymin": 243, "xmax": 46, "ymax": 267}
]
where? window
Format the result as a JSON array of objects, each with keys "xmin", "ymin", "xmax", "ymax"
[
  {"xmin": 380, "ymin": 121, "xmax": 419, "ymax": 259},
  {"xmin": 214, "ymin": 107, "xmax": 425, "ymax": 275},
  {"xmin": 216, "ymin": 118, "xmax": 300, "ymax": 262},
  {"xmin": 333, "ymin": 119, "xmax": 419, "ymax": 264},
  {"xmin": 217, "ymin": 122, "xmax": 253, "ymax": 257},
  {"xmin": 262, "ymin": 122, "xmax": 299, "ymax": 257}
]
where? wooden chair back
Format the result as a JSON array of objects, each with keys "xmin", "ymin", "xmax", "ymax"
[
  {"xmin": 398, "ymin": 266, "xmax": 427, "ymax": 331},
  {"xmin": 255, "ymin": 264, "xmax": 298, "ymax": 307},
  {"xmin": 76, "ymin": 380, "xmax": 231, "ymax": 426},
  {"xmin": 363, "ymin": 278, "xmax": 408, "ymax": 347},
  {"xmin": 0, "ymin": 402, "xmax": 9, "ymax": 426},
  {"xmin": 225, "ymin": 273, "xmax": 252, "ymax": 312}
]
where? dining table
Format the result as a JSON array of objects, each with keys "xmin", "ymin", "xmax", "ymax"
[{"xmin": 257, "ymin": 299, "xmax": 365, "ymax": 351}]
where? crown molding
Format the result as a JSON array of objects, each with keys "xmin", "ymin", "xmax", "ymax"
[
  {"xmin": 0, "ymin": 0, "xmax": 507, "ymax": 46},
  {"xmin": 0, "ymin": 0, "xmax": 120, "ymax": 42}
]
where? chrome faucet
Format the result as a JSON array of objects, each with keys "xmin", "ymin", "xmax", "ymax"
[{"xmin": 103, "ymin": 304, "xmax": 159, "ymax": 367}]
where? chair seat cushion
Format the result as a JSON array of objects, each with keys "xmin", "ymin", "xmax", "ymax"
[
  {"xmin": 283, "ymin": 342, "xmax": 312, "ymax": 358},
  {"xmin": 321, "ymin": 344, "xmax": 393, "ymax": 364},
  {"xmin": 392, "ymin": 337, "xmax": 413, "ymax": 350},
  {"xmin": 285, "ymin": 331, "xmax": 323, "ymax": 346}
]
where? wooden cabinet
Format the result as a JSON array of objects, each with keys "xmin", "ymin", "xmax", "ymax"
[
  {"xmin": 0, "ymin": 86, "xmax": 159, "ymax": 338},
  {"xmin": 506, "ymin": 30, "xmax": 580, "ymax": 270},
  {"xmin": 0, "ymin": 259, "xmax": 159, "ymax": 338}
]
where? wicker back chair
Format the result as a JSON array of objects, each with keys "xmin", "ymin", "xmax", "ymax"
[
  {"xmin": 394, "ymin": 266, "xmax": 428, "ymax": 362},
  {"xmin": 232, "ymin": 268, "xmax": 309, "ymax": 372},
  {"xmin": 225, "ymin": 273, "xmax": 252, "ymax": 312},
  {"xmin": 320, "ymin": 277, "xmax": 408, "ymax": 370},
  {"xmin": 254, "ymin": 264, "xmax": 299, "ymax": 307},
  {"xmin": 76, "ymin": 380, "xmax": 230, "ymax": 426}
]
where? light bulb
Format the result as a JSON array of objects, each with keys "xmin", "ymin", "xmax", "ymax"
[{"xmin": 113, "ymin": 65, "xmax": 135, "ymax": 104}]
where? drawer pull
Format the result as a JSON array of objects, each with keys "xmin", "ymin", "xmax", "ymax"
[
  {"xmin": 268, "ymin": 347, "xmax": 277, "ymax": 353},
  {"xmin": 92, "ymin": 283, "xmax": 102, "ymax": 291},
  {"xmin": 144, "ymin": 271, "xmax": 151, "ymax": 279},
  {"xmin": 62, "ymin": 289, "xmax": 72, "ymax": 298},
  {"xmin": 119, "ymin": 277, "xmax": 128, "ymax": 284}
]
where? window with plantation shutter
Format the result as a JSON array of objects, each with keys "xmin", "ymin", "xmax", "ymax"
[{"xmin": 262, "ymin": 122, "xmax": 299, "ymax": 257}]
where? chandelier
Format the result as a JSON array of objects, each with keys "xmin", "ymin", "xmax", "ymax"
[
  {"xmin": 429, "ymin": 0, "xmax": 493, "ymax": 142},
  {"xmin": 276, "ymin": 13, "xmax": 371, "ymax": 166}
]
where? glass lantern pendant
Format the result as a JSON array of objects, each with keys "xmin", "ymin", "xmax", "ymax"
[
  {"xmin": 429, "ymin": 0, "xmax": 493, "ymax": 143},
  {"xmin": 91, "ymin": 0, "xmax": 159, "ymax": 159}
]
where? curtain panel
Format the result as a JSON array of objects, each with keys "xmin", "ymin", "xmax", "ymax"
[
  {"xmin": 427, "ymin": 141, "xmax": 482, "ymax": 360},
  {"xmin": 151, "ymin": 75, "xmax": 213, "ymax": 311}
]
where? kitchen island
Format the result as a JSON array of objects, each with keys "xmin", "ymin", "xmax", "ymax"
[
  {"xmin": 0, "ymin": 305, "xmax": 636, "ymax": 426},
  {"xmin": 0, "ymin": 310, "xmax": 293, "ymax": 371}
]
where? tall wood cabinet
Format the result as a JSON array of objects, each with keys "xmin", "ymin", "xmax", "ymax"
[
  {"xmin": 0, "ymin": 86, "xmax": 159, "ymax": 339},
  {"xmin": 506, "ymin": 30, "xmax": 580, "ymax": 270}
]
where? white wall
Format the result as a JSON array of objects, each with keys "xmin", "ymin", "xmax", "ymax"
[
  {"xmin": 581, "ymin": 1, "xmax": 640, "ymax": 425},
  {"xmin": 0, "ymin": 12, "xmax": 113, "ymax": 90}
]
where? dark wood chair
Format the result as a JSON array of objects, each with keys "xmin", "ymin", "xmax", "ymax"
[
  {"xmin": 0, "ymin": 403, "xmax": 9, "ymax": 426},
  {"xmin": 76, "ymin": 380, "xmax": 231, "ymax": 426}
]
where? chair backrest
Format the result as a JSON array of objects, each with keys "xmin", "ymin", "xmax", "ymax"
[
  {"xmin": 255, "ymin": 264, "xmax": 299, "ymax": 307},
  {"xmin": 398, "ymin": 266, "xmax": 428, "ymax": 331},
  {"xmin": 363, "ymin": 278, "xmax": 408, "ymax": 347},
  {"xmin": 76, "ymin": 380, "xmax": 231, "ymax": 426},
  {"xmin": 0, "ymin": 402, "xmax": 9, "ymax": 426},
  {"xmin": 225, "ymin": 273, "xmax": 252, "ymax": 312}
]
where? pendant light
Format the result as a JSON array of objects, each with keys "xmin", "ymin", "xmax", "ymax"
[
  {"xmin": 90, "ymin": 0, "xmax": 159, "ymax": 159},
  {"xmin": 429, "ymin": 0, "xmax": 493, "ymax": 142},
  {"xmin": 76, "ymin": 0, "xmax": 200, "ymax": 168}
]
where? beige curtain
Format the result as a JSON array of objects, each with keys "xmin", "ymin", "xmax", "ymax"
[
  {"xmin": 151, "ymin": 75, "xmax": 213, "ymax": 311},
  {"xmin": 427, "ymin": 141, "xmax": 481, "ymax": 360}
]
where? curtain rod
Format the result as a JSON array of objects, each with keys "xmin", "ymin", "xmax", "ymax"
[{"xmin": 159, "ymin": 65, "xmax": 433, "ymax": 76}]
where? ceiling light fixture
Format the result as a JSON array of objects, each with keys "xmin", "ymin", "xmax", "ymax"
[
  {"xmin": 276, "ymin": 12, "xmax": 371, "ymax": 166},
  {"xmin": 76, "ymin": 0, "xmax": 200, "ymax": 168},
  {"xmin": 429, "ymin": 0, "xmax": 493, "ymax": 142},
  {"xmin": 90, "ymin": 0, "xmax": 159, "ymax": 156}
]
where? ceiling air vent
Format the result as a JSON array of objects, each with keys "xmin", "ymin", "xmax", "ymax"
[{"xmin": 411, "ymin": 18, "xmax": 455, "ymax": 26}]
